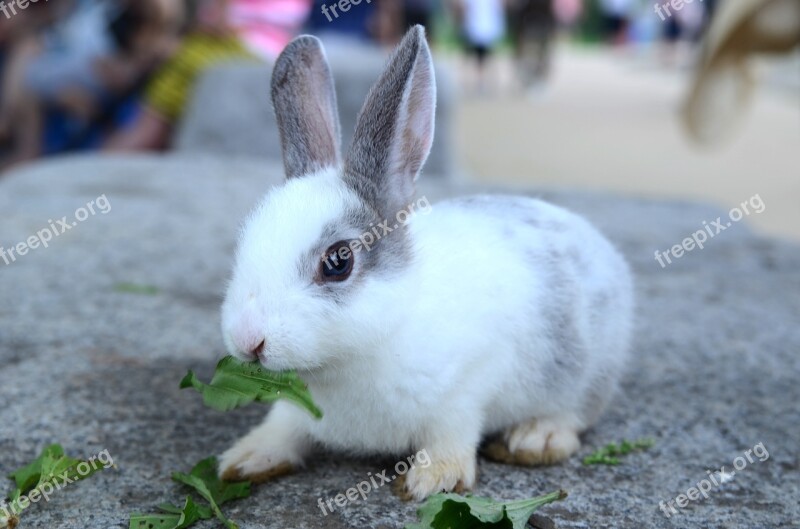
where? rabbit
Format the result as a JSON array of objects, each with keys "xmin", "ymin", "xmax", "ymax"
[{"xmin": 217, "ymin": 25, "xmax": 634, "ymax": 501}]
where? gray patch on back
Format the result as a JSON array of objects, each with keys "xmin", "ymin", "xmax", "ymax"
[
  {"xmin": 536, "ymin": 250, "xmax": 588, "ymax": 392},
  {"xmin": 449, "ymin": 195, "xmax": 592, "ymax": 392},
  {"xmin": 446, "ymin": 195, "xmax": 570, "ymax": 233}
]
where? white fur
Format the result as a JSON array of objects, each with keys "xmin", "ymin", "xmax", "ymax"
[{"xmin": 220, "ymin": 172, "xmax": 633, "ymax": 499}]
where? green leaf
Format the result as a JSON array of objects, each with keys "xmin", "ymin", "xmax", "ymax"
[
  {"xmin": 171, "ymin": 457, "xmax": 250, "ymax": 529},
  {"xmin": 129, "ymin": 496, "xmax": 213, "ymax": 529},
  {"xmin": 4, "ymin": 444, "xmax": 112, "ymax": 523},
  {"xmin": 502, "ymin": 493, "xmax": 569, "ymax": 526},
  {"xmin": 156, "ymin": 503, "xmax": 186, "ymax": 515},
  {"xmin": 7, "ymin": 444, "xmax": 65, "ymax": 494},
  {"xmin": 114, "ymin": 282, "xmax": 160, "ymax": 295},
  {"xmin": 128, "ymin": 513, "xmax": 182, "ymax": 529},
  {"xmin": 582, "ymin": 438, "xmax": 654, "ymax": 466},
  {"xmin": 406, "ymin": 490, "xmax": 568, "ymax": 529},
  {"xmin": 175, "ymin": 457, "xmax": 250, "ymax": 507},
  {"xmin": 180, "ymin": 355, "xmax": 323, "ymax": 418}
]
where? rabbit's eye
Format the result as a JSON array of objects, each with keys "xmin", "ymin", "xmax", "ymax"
[{"xmin": 320, "ymin": 241, "xmax": 354, "ymax": 282}]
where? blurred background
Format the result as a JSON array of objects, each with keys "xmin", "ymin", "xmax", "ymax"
[{"xmin": 0, "ymin": 0, "xmax": 797, "ymax": 238}]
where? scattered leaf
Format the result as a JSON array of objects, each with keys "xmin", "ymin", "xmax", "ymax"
[
  {"xmin": 114, "ymin": 282, "xmax": 160, "ymax": 295},
  {"xmin": 129, "ymin": 496, "xmax": 213, "ymax": 529},
  {"xmin": 180, "ymin": 355, "xmax": 323, "ymax": 418},
  {"xmin": 406, "ymin": 490, "xmax": 568, "ymax": 529},
  {"xmin": 7, "ymin": 444, "xmax": 66, "ymax": 494},
  {"xmin": 130, "ymin": 457, "xmax": 249, "ymax": 529},
  {"xmin": 2, "ymin": 444, "xmax": 111, "ymax": 527},
  {"xmin": 171, "ymin": 457, "xmax": 250, "ymax": 529},
  {"xmin": 172, "ymin": 458, "xmax": 250, "ymax": 507},
  {"xmin": 582, "ymin": 438, "xmax": 655, "ymax": 465}
]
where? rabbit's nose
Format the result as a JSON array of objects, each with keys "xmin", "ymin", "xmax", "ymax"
[
  {"xmin": 249, "ymin": 339, "xmax": 266, "ymax": 359},
  {"xmin": 231, "ymin": 331, "xmax": 266, "ymax": 361}
]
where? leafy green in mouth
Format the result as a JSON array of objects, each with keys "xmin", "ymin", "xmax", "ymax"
[{"xmin": 180, "ymin": 355, "xmax": 323, "ymax": 418}]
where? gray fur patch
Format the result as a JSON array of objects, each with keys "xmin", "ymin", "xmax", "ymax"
[
  {"xmin": 300, "ymin": 203, "xmax": 413, "ymax": 304},
  {"xmin": 448, "ymin": 197, "xmax": 587, "ymax": 371},
  {"xmin": 344, "ymin": 26, "xmax": 429, "ymax": 218},
  {"xmin": 271, "ymin": 35, "xmax": 341, "ymax": 179},
  {"xmin": 537, "ymin": 254, "xmax": 588, "ymax": 391},
  {"xmin": 447, "ymin": 195, "xmax": 562, "ymax": 232}
]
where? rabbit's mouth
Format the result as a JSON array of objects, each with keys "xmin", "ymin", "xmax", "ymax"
[{"xmin": 254, "ymin": 346, "xmax": 267, "ymax": 364}]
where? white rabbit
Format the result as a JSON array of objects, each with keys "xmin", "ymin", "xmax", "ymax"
[{"xmin": 218, "ymin": 25, "xmax": 633, "ymax": 501}]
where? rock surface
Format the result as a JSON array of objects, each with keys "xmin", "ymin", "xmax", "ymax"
[{"xmin": 0, "ymin": 154, "xmax": 797, "ymax": 528}]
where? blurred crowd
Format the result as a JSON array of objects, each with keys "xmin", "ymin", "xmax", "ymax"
[
  {"xmin": 0, "ymin": 0, "xmax": 312, "ymax": 169},
  {"xmin": 0, "ymin": 0, "xmax": 721, "ymax": 170}
]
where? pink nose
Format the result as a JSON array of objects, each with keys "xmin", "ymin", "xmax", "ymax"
[
  {"xmin": 231, "ymin": 332, "xmax": 266, "ymax": 360},
  {"xmin": 247, "ymin": 339, "xmax": 265, "ymax": 360}
]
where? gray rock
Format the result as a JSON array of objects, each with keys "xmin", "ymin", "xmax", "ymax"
[
  {"xmin": 0, "ymin": 154, "xmax": 797, "ymax": 528},
  {"xmin": 174, "ymin": 41, "xmax": 455, "ymax": 178}
]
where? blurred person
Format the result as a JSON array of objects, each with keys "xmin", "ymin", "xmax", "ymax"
[
  {"xmin": 508, "ymin": 0, "xmax": 556, "ymax": 90},
  {"xmin": 0, "ymin": 0, "xmax": 66, "ymax": 44},
  {"xmin": 0, "ymin": 0, "xmax": 181, "ymax": 168},
  {"xmin": 699, "ymin": 0, "xmax": 718, "ymax": 35},
  {"xmin": 106, "ymin": 0, "xmax": 311, "ymax": 152},
  {"xmin": 0, "ymin": 0, "xmax": 65, "ymax": 141},
  {"xmin": 457, "ymin": 0, "xmax": 505, "ymax": 92},
  {"xmin": 553, "ymin": 0, "xmax": 582, "ymax": 28},
  {"xmin": 307, "ymin": 0, "xmax": 377, "ymax": 41},
  {"xmin": 404, "ymin": 0, "xmax": 436, "ymax": 39},
  {"xmin": 229, "ymin": 0, "xmax": 313, "ymax": 59},
  {"xmin": 373, "ymin": 0, "xmax": 405, "ymax": 45},
  {"xmin": 660, "ymin": 0, "xmax": 704, "ymax": 65},
  {"xmin": 597, "ymin": 0, "xmax": 633, "ymax": 44},
  {"xmin": 308, "ymin": 0, "xmax": 401, "ymax": 46},
  {"xmin": 0, "ymin": 0, "xmax": 103, "ymax": 160}
]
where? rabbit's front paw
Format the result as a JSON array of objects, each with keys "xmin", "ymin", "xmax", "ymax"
[
  {"xmin": 483, "ymin": 417, "xmax": 580, "ymax": 466},
  {"xmin": 218, "ymin": 409, "xmax": 308, "ymax": 482},
  {"xmin": 218, "ymin": 436, "xmax": 296, "ymax": 483},
  {"xmin": 399, "ymin": 453, "xmax": 476, "ymax": 501}
]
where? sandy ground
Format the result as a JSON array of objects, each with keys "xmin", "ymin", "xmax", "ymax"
[{"xmin": 454, "ymin": 47, "xmax": 800, "ymax": 241}]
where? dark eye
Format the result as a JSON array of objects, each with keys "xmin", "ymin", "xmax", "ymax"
[{"xmin": 320, "ymin": 240, "xmax": 354, "ymax": 282}]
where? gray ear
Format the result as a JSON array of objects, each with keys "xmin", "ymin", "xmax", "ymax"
[
  {"xmin": 271, "ymin": 35, "xmax": 341, "ymax": 179},
  {"xmin": 344, "ymin": 25, "xmax": 436, "ymax": 216}
]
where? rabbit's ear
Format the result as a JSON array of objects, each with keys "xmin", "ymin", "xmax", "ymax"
[
  {"xmin": 344, "ymin": 25, "xmax": 435, "ymax": 216},
  {"xmin": 271, "ymin": 35, "xmax": 341, "ymax": 179}
]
